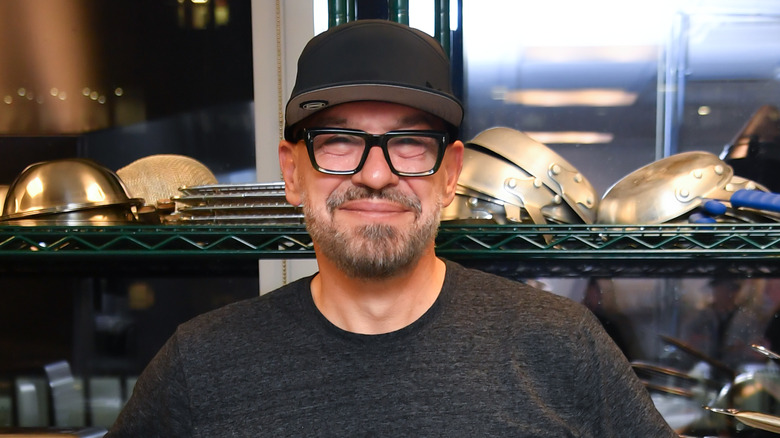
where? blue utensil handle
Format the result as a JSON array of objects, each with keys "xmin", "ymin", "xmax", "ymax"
[
  {"xmin": 689, "ymin": 212, "xmax": 717, "ymax": 224},
  {"xmin": 703, "ymin": 200, "xmax": 727, "ymax": 216},
  {"xmin": 731, "ymin": 189, "xmax": 780, "ymax": 213}
]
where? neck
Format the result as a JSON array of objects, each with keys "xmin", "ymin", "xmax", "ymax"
[{"xmin": 311, "ymin": 247, "xmax": 446, "ymax": 335}]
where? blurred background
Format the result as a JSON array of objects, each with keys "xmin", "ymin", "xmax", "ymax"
[{"xmin": 1, "ymin": 0, "xmax": 780, "ymax": 435}]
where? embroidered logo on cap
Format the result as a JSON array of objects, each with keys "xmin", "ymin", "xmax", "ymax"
[{"xmin": 301, "ymin": 100, "xmax": 329, "ymax": 110}]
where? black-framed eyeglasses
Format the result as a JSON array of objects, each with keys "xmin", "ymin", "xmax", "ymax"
[{"xmin": 301, "ymin": 128, "xmax": 449, "ymax": 177}]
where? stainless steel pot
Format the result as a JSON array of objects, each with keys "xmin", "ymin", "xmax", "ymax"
[
  {"xmin": 440, "ymin": 187, "xmax": 523, "ymax": 224},
  {"xmin": 454, "ymin": 147, "xmax": 581, "ymax": 225},
  {"xmin": 1, "ymin": 205, "xmax": 137, "ymax": 226},
  {"xmin": 465, "ymin": 127, "xmax": 599, "ymax": 223},
  {"xmin": 1, "ymin": 158, "xmax": 143, "ymax": 223},
  {"xmin": 598, "ymin": 152, "xmax": 735, "ymax": 224}
]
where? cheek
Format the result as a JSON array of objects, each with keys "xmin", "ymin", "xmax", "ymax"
[
  {"xmin": 407, "ymin": 179, "xmax": 445, "ymax": 209},
  {"xmin": 301, "ymin": 176, "xmax": 346, "ymax": 210}
]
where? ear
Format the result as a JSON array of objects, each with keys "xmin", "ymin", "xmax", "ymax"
[
  {"xmin": 279, "ymin": 139, "xmax": 303, "ymax": 206},
  {"xmin": 440, "ymin": 140, "xmax": 464, "ymax": 207}
]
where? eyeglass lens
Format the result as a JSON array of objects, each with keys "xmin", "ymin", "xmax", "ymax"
[{"xmin": 310, "ymin": 131, "xmax": 441, "ymax": 174}]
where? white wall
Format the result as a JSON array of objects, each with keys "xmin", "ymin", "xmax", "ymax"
[{"xmin": 251, "ymin": 0, "xmax": 318, "ymax": 293}]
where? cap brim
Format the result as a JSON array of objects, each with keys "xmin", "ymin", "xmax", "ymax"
[{"xmin": 286, "ymin": 83, "xmax": 463, "ymax": 131}]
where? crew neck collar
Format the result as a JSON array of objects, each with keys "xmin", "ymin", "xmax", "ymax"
[{"xmin": 301, "ymin": 260, "xmax": 459, "ymax": 346}]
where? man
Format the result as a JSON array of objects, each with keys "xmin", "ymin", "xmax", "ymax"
[{"xmin": 106, "ymin": 20, "xmax": 677, "ymax": 437}]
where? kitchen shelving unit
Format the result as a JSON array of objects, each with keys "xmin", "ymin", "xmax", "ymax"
[{"xmin": 2, "ymin": 223, "xmax": 780, "ymax": 278}]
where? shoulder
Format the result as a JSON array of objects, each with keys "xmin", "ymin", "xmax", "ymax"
[
  {"xmin": 442, "ymin": 260, "xmax": 599, "ymax": 332},
  {"xmin": 444, "ymin": 260, "xmax": 587, "ymax": 313},
  {"xmin": 175, "ymin": 275, "xmax": 313, "ymax": 347}
]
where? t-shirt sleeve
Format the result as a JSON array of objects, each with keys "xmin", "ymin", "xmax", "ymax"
[
  {"xmin": 105, "ymin": 331, "xmax": 193, "ymax": 437},
  {"xmin": 571, "ymin": 310, "xmax": 678, "ymax": 437}
]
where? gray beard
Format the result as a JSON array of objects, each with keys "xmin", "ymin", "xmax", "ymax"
[{"xmin": 303, "ymin": 185, "xmax": 442, "ymax": 279}]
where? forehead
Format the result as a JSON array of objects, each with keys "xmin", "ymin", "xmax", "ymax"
[{"xmin": 302, "ymin": 101, "xmax": 446, "ymax": 131}]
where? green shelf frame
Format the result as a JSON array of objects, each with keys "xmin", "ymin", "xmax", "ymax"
[{"xmin": 2, "ymin": 223, "xmax": 780, "ymax": 277}]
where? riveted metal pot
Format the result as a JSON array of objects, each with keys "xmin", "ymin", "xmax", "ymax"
[
  {"xmin": 453, "ymin": 147, "xmax": 581, "ymax": 225},
  {"xmin": 598, "ymin": 151, "xmax": 735, "ymax": 224},
  {"xmin": 465, "ymin": 127, "xmax": 599, "ymax": 224},
  {"xmin": 440, "ymin": 187, "xmax": 519, "ymax": 224}
]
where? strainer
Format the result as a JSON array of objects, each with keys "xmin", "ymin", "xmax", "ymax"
[{"xmin": 117, "ymin": 154, "xmax": 218, "ymax": 206}]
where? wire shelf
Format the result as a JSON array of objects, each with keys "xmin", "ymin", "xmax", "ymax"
[{"xmin": 2, "ymin": 223, "xmax": 779, "ymax": 277}]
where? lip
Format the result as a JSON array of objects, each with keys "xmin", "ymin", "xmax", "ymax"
[{"xmin": 338, "ymin": 199, "xmax": 411, "ymax": 216}]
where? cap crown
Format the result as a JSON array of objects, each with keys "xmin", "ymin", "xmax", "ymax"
[{"xmin": 285, "ymin": 20, "xmax": 462, "ymax": 140}]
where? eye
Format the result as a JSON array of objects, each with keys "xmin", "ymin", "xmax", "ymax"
[
  {"xmin": 388, "ymin": 136, "xmax": 438, "ymax": 159},
  {"xmin": 314, "ymin": 133, "xmax": 364, "ymax": 155}
]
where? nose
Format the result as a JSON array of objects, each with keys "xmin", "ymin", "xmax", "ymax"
[{"xmin": 351, "ymin": 145, "xmax": 399, "ymax": 189}]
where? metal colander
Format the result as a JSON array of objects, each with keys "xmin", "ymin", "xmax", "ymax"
[{"xmin": 116, "ymin": 154, "xmax": 218, "ymax": 206}]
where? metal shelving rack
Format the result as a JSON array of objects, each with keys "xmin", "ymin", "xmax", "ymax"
[{"xmin": 2, "ymin": 223, "xmax": 780, "ymax": 278}]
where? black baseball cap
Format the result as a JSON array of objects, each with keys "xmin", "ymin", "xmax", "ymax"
[{"xmin": 284, "ymin": 19, "xmax": 463, "ymax": 141}]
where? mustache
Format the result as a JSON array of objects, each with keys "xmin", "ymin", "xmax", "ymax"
[{"xmin": 326, "ymin": 186, "xmax": 422, "ymax": 216}]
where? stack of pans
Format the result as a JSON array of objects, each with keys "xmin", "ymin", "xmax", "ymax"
[
  {"xmin": 166, "ymin": 182, "xmax": 303, "ymax": 225},
  {"xmin": 441, "ymin": 127, "xmax": 599, "ymax": 225}
]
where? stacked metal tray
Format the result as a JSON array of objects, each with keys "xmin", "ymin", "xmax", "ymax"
[{"xmin": 166, "ymin": 182, "xmax": 303, "ymax": 225}]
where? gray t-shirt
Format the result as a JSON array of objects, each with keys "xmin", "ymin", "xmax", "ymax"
[{"xmin": 106, "ymin": 260, "xmax": 677, "ymax": 437}]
